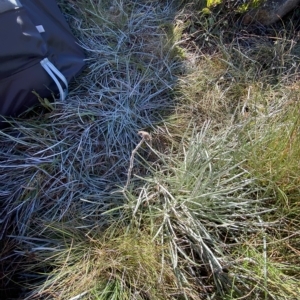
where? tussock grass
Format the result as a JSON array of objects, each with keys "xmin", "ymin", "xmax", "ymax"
[
  {"xmin": 1, "ymin": 0, "xmax": 300, "ymax": 299},
  {"xmin": 122, "ymin": 123, "xmax": 272, "ymax": 298},
  {"xmin": 0, "ymin": 0, "xmax": 180, "ymax": 237},
  {"xmin": 14, "ymin": 123, "xmax": 270, "ymax": 299}
]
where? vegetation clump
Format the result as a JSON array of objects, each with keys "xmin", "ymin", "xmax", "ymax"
[{"xmin": 1, "ymin": 0, "xmax": 300, "ymax": 299}]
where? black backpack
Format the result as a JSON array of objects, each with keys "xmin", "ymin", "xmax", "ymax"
[{"xmin": 0, "ymin": 0, "xmax": 85, "ymax": 126}]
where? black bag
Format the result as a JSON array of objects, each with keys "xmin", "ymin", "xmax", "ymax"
[{"xmin": 0, "ymin": 0, "xmax": 85, "ymax": 126}]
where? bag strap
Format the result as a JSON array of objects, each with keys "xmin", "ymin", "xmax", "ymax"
[{"xmin": 40, "ymin": 58, "xmax": 68, "ymax": 101}]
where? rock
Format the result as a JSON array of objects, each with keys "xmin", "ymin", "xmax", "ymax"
[{"xmin": 243, "ymin": 0, "xmax": 300, "ymax": 25}]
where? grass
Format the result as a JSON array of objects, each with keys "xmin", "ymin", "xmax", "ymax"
[
  {"xmin": 10, "ymin": 124, "xmax": 271, "ymax": 299},
  {"xmin": 244, "ymin": 100, "xmax": 300, "ymax": 203},
  {"xmin": 0, "ymin": 0, "xmax": 180, "ymax": 236},
  {"xmin": 20, "ymin": 225, "xmax": 176, "ymax": 300},
  {"xmin": 1, "ymin": 0, "xmax": 300, "ymax": 299},
  {"xmin": 120, "ymin": 125, "xmax": 269, "ymax": 298}
]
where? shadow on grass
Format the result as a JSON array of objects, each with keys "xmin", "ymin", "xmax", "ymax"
[{"xmin": 0, "ymin": 0, "xmax": 183, "ymax": 298}]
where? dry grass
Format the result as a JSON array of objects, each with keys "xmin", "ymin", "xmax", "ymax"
[{"xmin": 20, "ymin": 225, "xmax": 177, "ymax": 300}]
